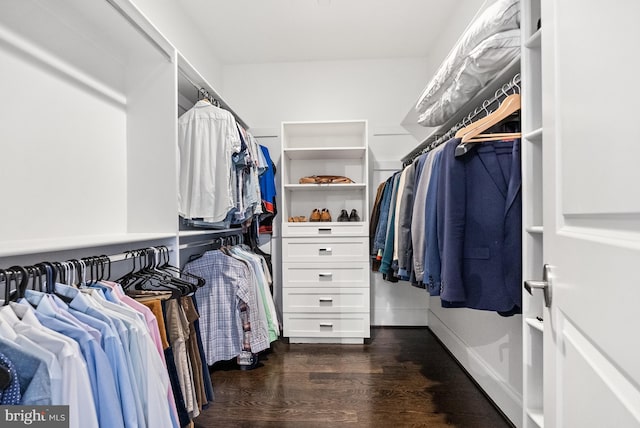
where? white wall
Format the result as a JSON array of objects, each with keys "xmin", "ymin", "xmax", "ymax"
[{"xmin": 131, "ymin": 0, "xmax": 224, "ymax": 88}]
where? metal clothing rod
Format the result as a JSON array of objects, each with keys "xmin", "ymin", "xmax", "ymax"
[
  {"xmin": 107, "ymin": 247, "xmax": 174, "ymax": 263},
  {"xmin": 178, "ymin": 69, "xmax": 250, "ymax": 129},
  {"xmin": 178, "ymin": 235, "xmax": 243, "ymax": 251},
  {"xmin": 402, "ymin": 73, "xmax": 521, "ymax": 166}
]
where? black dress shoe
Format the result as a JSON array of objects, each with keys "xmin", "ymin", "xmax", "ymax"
[
  {"xmin": 348, "ymin": 209, "xmax": 360, "ymax": 222},
  {"xmin": 337, "ymin": 209, "xmax": 349, "ymax": 222}
]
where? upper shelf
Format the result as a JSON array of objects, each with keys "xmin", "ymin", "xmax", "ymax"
[
  {"xmin": 0, "ymin": 0, "xmax": 173, "ymax": 99},
  {"xmin": 0, "ymin": 233, "xmax": 177, "ymax": 258},
  {"xmin": 283, "ymin": 147, "xmax": 366, "ymax": 160}
]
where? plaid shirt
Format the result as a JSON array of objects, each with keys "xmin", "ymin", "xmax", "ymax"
[{"xmin": 184, "ymin": 250, "xmax": 269, "ymax": 364}]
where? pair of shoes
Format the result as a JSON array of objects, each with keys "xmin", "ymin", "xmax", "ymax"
[
  {"xmin": 310, "ymin": 208, "xmax": 332, "ymax": 222},
  {"xmin": 321, "ymin": 208, "xmax": 332, "ymax": 222},
  {"xmin": 310, "ymin": 209, "xmax": 321, "ymax": 222},
  {"xmin": 337, "ymin": 209, "xmax": 361, "ymax": 222},
  {"xmin": 288, "ymin": 216, "xmax": 307, "ymax": 222}
]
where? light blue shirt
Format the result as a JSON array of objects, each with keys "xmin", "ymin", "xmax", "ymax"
[
  {"xmin": 56, "ymin": 284, "xmax": 144, "ymax": 428},
  {"xmin": 70, "ymin": 309, "xmax": 140, "ymax": 428}
]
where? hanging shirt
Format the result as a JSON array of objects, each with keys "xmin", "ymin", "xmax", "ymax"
[
  {"xmin": 259, "ymin": 145, "xmax": 277, "ymax": 215},
  {"xmin": 178, "ymin": 100, "xmax": 242, "ymax": 222},
  {"xmin": 84, "ymin": 288, "xmax": 173, "ymax": 428},
  {"xmin": 184, "ymin": 250, "xmax": 271, "ymax": 364},
  {"xmin": 10, "ymin": 302, "xmax": 99, "ymax": 428},
  {"xmin": 0, "ymin": 350, "xmax": 21, "ymax": 405},
  {"xmin": 45, "ymin": 289, "xmax": 144, "ymax": 428},
  {"xmin": 24, "ymin": 291, "xmax": 125, "ymax": 428},
  {"xmin": 0, "ymin": 338, "xmax": 50, "ymax": 405}
]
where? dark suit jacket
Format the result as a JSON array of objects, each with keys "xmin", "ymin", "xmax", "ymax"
[{"xmin": 436, "ymin": 137, "xmax": 522, "ymax": 314}]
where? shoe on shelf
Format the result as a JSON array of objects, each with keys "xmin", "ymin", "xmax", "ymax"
[
  {"xmin": 337, "ymin": 209, "xmax": 349, "ymax": 222},
  {"xmin": 320, "ymin": 208, "xmax": 332, "ymax": 222},
  {"xmin": 310, "ymin": 209, "xmax": 321, "ymax": 222},
  {"xmin": 348, "ymin": 209, "xmax": 360, "ymax": 222},
  {"xmin": 288, "ymin": 216, "xmax": 295, "ymax": 222},
  {"xmin": 297, "ymin": 216, "xmax": 307, "ymax": 222}
]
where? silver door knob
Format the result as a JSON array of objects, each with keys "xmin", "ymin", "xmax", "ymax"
[{"xmin": 524, "ymin": 264, "xmax": 552, "ymax": 307}]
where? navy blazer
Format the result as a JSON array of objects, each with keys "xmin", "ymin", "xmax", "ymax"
[{"xmin": 436, "ymin": 137, "xmax": 522, "ymax": 314}]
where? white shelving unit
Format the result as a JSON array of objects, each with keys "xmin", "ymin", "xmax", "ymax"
[
  {"xmin": 521, "ymin": 0, "xmax": 545, "ymax": 427},
  {"xmin": 281, "ymin": 121, "xmax": 370, "ymax": 343},
  {"xmin": 0, "ymin": 0, "xmax": 249, "ymax": 269}
]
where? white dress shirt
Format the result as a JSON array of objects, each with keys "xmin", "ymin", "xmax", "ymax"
[{"xmin": 178, "ymin": 100, "xmax": 242, "ymax": 222}]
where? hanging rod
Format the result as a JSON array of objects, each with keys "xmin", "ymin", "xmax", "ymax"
[
  {"xmin": 402, "ymin": 73, "xmax": 521, "ymax": 166},
  {"xmin": 178, "ymin": 69, "xmax": 250, "ymax": 129}
]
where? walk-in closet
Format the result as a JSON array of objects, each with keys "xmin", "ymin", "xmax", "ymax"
[{"xmin": 0, "ymin": 0, "xmax": 638, "ymax": 427}]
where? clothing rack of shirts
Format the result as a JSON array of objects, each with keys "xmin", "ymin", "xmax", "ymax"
[
  {"xmin": 402, "ymin": 73, "xmax": 521, "ymax": 166},
  {"xmin": 0, "ymin": 244, "xmax": 214, "ymax": 428}
]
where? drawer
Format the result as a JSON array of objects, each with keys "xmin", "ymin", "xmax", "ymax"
[
  {"xmin": 282, "ymin": 237, "xmax": 369, "ymax": 262},
  {"xmin": 283, "ymin": 262, "xmax": 369, "ymax": 288},
  {"xmin": 283, "ymin": 313, "xmax": 370, "ymax": 339},
  {"xmin": 283, "ymin": 287, "xmax": 369, "ymax": 313},
  {"xmin": 282, "ymin": 222, "xmax": 367, "ymax": 237}
]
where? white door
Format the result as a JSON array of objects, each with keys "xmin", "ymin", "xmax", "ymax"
[{"xmin": 542, "ymin": 1, "xmax": 640, "ymax": 427}]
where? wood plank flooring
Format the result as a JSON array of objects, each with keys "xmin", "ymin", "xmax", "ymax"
[{"xmin": 194, "ymin": 327, "xmax": 514, "ymax": 427}]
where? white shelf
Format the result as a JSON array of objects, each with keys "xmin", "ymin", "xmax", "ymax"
[
  {"xmin": 283, "ymin": 147, "xmax": 366, "ymax": 160},
  {"xmin": 527, "ymin": 226, "xmax": 544, "ymax": 234},
  {"xmin": 525, "ymin": 128, "xmax": 543, "ymax": 142},
  {"xmin": 0, "ymin": 233, "xmax": 177, "ymax": 258},
  {"xmin": 525, "ymin": 30, "xmax": 542, "ymax": 49},
  {"xmin": 284, "ymin": 183, "xmax": 367, "ymax": 191},
  {"xmin": 526, "ymin": 317, "xmax": 544, "ymax": 332},
  {"xmin": 527, "ymin": 409, "xmax": 544, "ymax": 427}
]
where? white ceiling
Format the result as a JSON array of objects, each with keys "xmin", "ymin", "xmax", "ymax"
[{"xmin": 179, "ymin": 0, "xmax": 471, "ymax": 64}]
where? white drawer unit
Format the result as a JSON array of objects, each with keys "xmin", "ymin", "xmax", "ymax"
[
  {"xmin": 283, "ymin": 288, "xmax": 370, "ymax": 313},
  {"xmin": 281, "ymin": 120, "xmax": 370, "ymax": 344},
  {"xmin": 282, "ymin": 237, "xmax": 369, "ymax": 263},
  {"xmin": 282, "ymin": 262, "xmax": 369, "ymax": 288}
]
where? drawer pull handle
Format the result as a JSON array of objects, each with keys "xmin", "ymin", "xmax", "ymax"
[
  {"xmin": 318, "ymin": 228, "xmax": 332, "ymax": 232},
  {"xmin": 319, "ymin": 248, "xmax": 332, "ymax": 253},
  {"xmin": 318, "ymin": 273, "xmax": 333, "ymax": 278},
  {"xmin": 319, "ymin": 298, "xmax": 333, "ymax": 303},
  {"xmin": 319, "ymin": 323, "xmax": 333, "ymax": 328}
]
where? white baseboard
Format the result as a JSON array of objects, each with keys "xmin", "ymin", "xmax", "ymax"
[
  {"xmin": 371, "ymin": 307, "xmax": 428, "ymax": 326},
  {"xmin": 428, "ymin": 309, "xmax": 523, "ymax": 427}
]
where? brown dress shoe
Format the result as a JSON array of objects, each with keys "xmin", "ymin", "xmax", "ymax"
[
  {"xmin": 320, "ymin": 208, "xmax": 332, "ymax": 222},
  {"xmin": 310, "ymin": 209, "xmax": 321, "ymax": 222}
]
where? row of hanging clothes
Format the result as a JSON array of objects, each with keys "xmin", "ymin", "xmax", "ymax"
[
  {"xmin": 177, "ymin": 88, "xmax": 277, "ymax": 234},
  {"xmin": 371, "ymin": 75, "xmax": 523, "ymax": 316},
  {"xmin": 182, "ymin": 234, "xmax": 280, "ymax": 370},
  {"xmin": 0, "ymin": 247, "xmax": 213, "ymax": 428}
]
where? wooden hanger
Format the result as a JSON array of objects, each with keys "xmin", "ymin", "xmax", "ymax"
[
  {"xmin": 457, "ymin": 94, "xmax": 521, "ymax": 142},
  {"xmin": 454, "ymin": 94, "xmax": 521, "ymax": 156}
]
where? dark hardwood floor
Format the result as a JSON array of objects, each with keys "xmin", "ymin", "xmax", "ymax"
[{"xmin": 194, "ymin": 327, "xmax": 513, "ymax": 427}]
